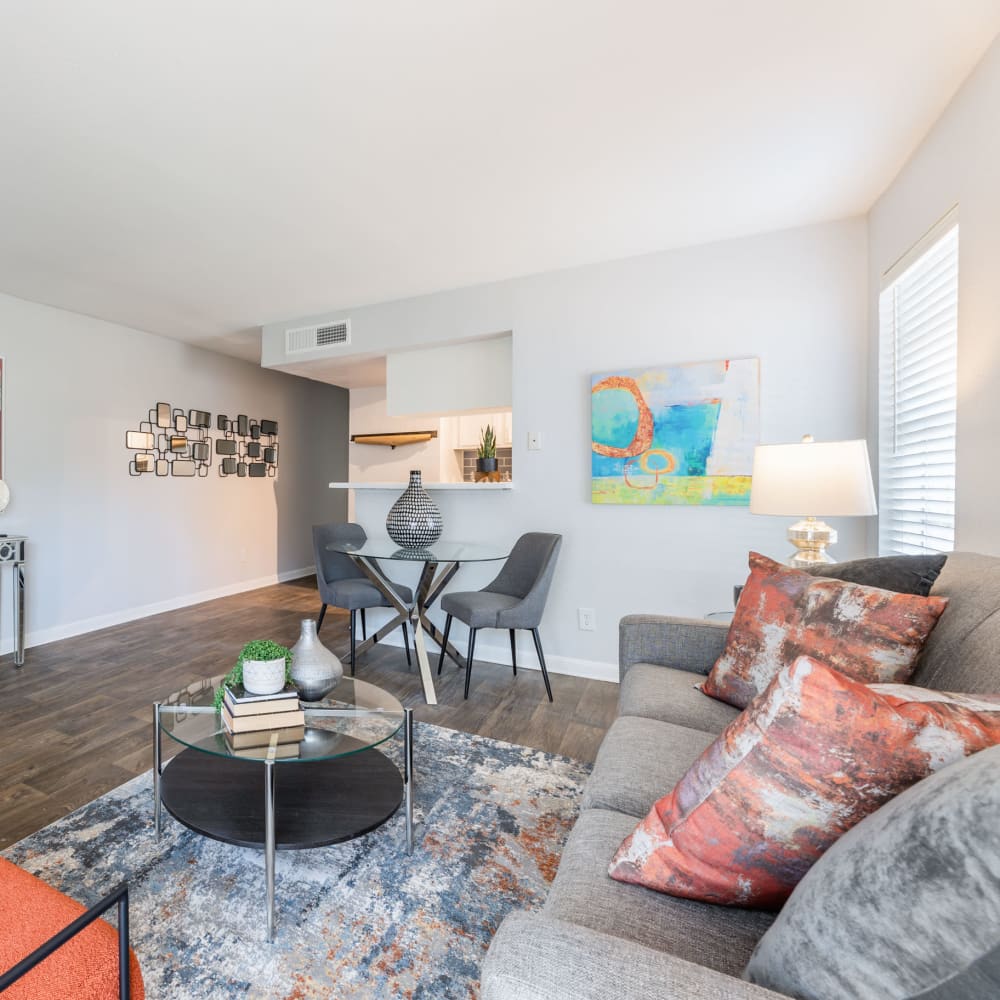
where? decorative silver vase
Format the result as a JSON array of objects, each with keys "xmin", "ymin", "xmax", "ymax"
[
  {"xmin": 290, "ymin": 618, "xmax": 343, "ymax": 702},
  {"xmin": 386, "ymin": 469, "xmax": 443, "ymax": 550}
]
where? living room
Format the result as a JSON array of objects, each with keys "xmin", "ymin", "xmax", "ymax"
[{"xmin": 1, "ymin": 3, "xmax": 999, "ymax": 998}]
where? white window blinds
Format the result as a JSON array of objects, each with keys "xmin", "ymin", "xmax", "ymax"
[{"xmin": 878, "ymin": 221, "xmax": 958, "ymax": 556}]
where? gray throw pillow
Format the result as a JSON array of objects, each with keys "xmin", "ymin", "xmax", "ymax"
[
  {"xmin": 744, "ymin": 743, "xmax": 1000, "ymax": 1000},
  {"xmin": 804, "ymin": 554, "xmax": 946, "ymax": 596}
]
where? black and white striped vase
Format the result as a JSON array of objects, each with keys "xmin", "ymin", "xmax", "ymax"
[{"xmin": 386, "ymin": 470, "xmax": 443, "ymax": 550}]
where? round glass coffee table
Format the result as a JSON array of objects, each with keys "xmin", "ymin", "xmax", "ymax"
[{"xmin": 152, "ymin": 675, "xmax": 413, "ymax": 940}]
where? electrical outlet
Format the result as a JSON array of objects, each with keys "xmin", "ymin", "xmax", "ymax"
[
  {"xmin": 527, "ymin": 430, "xmax": 542, "ymax": 451},
  {"xmin": 578, "ymin": 607, "xmax": 596, "ymax": 631}
]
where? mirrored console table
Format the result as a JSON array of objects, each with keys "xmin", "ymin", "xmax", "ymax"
[{"xmin": 0, "ymin": 536, "xmax": 26, "ymax": 666}]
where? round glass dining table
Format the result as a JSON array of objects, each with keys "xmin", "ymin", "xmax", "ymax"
[{"xmin": 325, "ymin": 536, "xmax": 510, "ymax": 704}]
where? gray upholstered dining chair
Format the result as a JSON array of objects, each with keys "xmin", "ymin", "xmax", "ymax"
[
  {"xmin": 311, "ymin": 522, "xmax": 414, "ymax": 676},
  {"xmin": 438, "ymin": 532, "xmax": 562, "ymax": 701}
]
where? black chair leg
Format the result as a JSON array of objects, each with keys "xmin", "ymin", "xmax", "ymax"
[
  {"xmin": 402, "ymin": 623, "xmax": 412, "ymax": 669},
  {"xmin": 464, "ymin": 628, "xmax": 477, "ymax": 700},
  {"xmin": 531, "ymin": 628, "xmax": 553, "ymax": 702},
  {"xmin": 350, "ymin": 609, "xmax": 357, "ymax": 677},
  {"xmin": 317, "ymin": 604, "xmax": 327, "ymax": 634},
  {"xmin": 360, "ymin": 608, "xmax": 367, "ymax": 641},
  {"xmin": 438, "ymin": 614, "xmax": 452, "ymax": 675},
  {"xmin": 509, "ymin": 629, "xmax": 518, "ymax": 676}
]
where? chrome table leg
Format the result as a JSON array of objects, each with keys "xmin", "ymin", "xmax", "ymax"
[
  {"xmin": 410, "ymin": 562, "xmax": 439, "ymax": 705},
  {"xmin": 404, "ymin": 708, "xmax": 414, "ymax": 854},
  {"xmin": 13, "ymin": 559, "xmax": 24, "ymax": 667},
  {"xmin": 265, "ymin": 759, "xmax": 276, "ymax": 941},
  {"xmin": 153, "ymin": 703, "xmax": 162, "ymax": 841}
]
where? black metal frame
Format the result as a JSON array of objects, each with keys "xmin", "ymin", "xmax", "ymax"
[
  {"xmin": 0, "ymin": 882, "xmax": 133, "ymax": 998},
  {"xmin": 438, "ymin": 617, "xmax": 553, "ymax": 702}
]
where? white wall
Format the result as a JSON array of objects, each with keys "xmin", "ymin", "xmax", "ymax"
[
  {"xmin": 868, "ymin": 34, "xmax": 1000, "ymax": 556},
  {"xmin": 348, "ymin": 385, "xmax": 444, "ymax": 485},
  {"xmin": 0, "ymin": 293, "xmax": 348, "ymax": 653},
  {"xmin": 386, "ymin": 335, "xmax": 512, "ymax": 416},
  {"xmin": 267, "ymin": 218, "xmax": 870, "ymax": 679}
]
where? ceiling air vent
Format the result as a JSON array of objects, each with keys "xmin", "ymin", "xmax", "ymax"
[{"xmin": 285, "ymin": 320, "xmax": 351, "ymax": 354}]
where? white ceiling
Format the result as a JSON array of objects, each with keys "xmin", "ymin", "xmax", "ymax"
[{"xmin": 1, "ymin": 1, "xmax": 998, "ymax": 363}]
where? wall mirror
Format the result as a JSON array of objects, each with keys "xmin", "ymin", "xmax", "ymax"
[{"xmin": 126, "ymin": 430, "xmax": 155, "ymax": 449}]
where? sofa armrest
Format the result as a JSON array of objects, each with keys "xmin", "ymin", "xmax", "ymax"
[
  {"xmin": 619, "ymin": 614, "xmax": 729, "ymax": 681},
  {"xmin": 481, "ymin": 913, "xmax": 784, "ymax": 1000}
]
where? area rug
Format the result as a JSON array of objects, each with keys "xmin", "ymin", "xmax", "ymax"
[{"xmin": 3, "ymin": 723, "xmax": 590, "ymax": 999}]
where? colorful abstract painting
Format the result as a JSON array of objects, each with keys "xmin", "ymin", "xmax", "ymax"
[{"xmin": 591, "ymin": 357, "xmax": 759, "ymax": 505}]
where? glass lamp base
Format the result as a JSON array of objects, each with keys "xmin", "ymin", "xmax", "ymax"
[{"xmin": 787, "ymin": 517, "xmax": 837, "ymax": 569}]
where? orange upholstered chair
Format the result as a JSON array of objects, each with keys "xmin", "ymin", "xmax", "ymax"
[{"xmin": 0, "ymin": 858, "xmax": 144, "ymax": 999}]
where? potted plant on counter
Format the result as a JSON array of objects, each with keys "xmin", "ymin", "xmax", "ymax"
[
  {"xmin": 214, "ymin": 639, "xmax": 293, "ymax": 708},
  {"xmin": 476, "ymin": 424, "xmax": 498, "ymax": 478}
]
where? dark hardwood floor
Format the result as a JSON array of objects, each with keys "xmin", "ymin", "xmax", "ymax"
[{"xmin": 0, "ymin": 577, "xmax": 618, "ymax": 849}]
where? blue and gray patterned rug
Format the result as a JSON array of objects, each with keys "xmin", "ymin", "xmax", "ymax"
[{"xmin": 3, "ymin": 723, "xmax": 589, "ymax": 999}]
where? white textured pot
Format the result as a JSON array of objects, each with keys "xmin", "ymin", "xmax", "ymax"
[{"xmin": 241, "ymin": 657, "xmax": 287, "ymax": 695}]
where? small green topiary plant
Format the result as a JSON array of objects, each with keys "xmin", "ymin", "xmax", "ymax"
[{"xmin": 214, "ymin": 639, "xmax": 293, "ymax": 709}]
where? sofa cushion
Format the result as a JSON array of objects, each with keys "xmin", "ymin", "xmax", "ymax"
[
  {"xmin": 745, "ymin": 743, "xmax": 1000, "ymax": 1000},
  {"xmin": 619, "ymin": 663, "xmax": 741, "ymax": 733},
  {"xmin": 582, "ymin": 716, "xmax": 716, "ymax": 817},
  {"xmin": 913, "ymin": 551, "xmax": 1000, "ymax": 693},
  {"xmin": 804, "ymin": 553, "xmax": 947, "ymax": 596},
  {"xmin": 609, "ymin": 656, "xmax": 1000, "ymax": 909},
  {"xmin": 481, "ymin": 913, "xmax": 789, "ymax": 1000},
  {"xmin": 544, "ymin": 807, "xmax": 775, "ymax": 978},
  {"xmin": 702, "ymin": 552, "xmax": 948, "ymax": 708}
]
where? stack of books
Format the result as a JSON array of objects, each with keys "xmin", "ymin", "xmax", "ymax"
[{"xmin": 221, "ymin": 683, "xmax": 305, "ymax": 758}]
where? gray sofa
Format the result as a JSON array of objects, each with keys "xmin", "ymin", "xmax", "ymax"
[{"xmin": 480, "ymin": 552, "xmax": 1000, "ymax": 999}]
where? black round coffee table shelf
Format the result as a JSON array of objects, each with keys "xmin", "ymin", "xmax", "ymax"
[{"xmin": 159, "ymin": 745, "xmax": 404, "ymax": 851}]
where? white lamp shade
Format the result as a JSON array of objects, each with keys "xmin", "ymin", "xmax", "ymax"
[{"xmin": 750, "ymin": 439, "xmax": 877, "ymax": 517}]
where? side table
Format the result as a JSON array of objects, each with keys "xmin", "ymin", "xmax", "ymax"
[{"xmin": 0, "ymin": 536, "xmax": 26, "ymax": 666}]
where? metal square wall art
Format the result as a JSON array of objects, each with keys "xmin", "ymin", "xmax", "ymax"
[
  {"xmin": 125, "ymin": 405, "xmax": 279, "ymax": 480},
  {"xmin": 591, "ymin": 357, "xmax": 759, "ymax": 505}
]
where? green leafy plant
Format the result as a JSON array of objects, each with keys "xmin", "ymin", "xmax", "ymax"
[
  {"xmin": 214, "ymin": 639, "xmax": 293, "ymax": 709},
  {"xmin": 477, "ymin": 424, "xmax": 497, "ymax": 460}
]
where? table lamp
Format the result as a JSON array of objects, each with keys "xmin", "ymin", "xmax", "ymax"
[{"xmin": 750, "ymin": 436, "xmax": 877, "ymax": 568}]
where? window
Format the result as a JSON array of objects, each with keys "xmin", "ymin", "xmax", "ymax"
[{"xmin": 878, "ymin": 216, "xmax": 958, "ymax": 556}]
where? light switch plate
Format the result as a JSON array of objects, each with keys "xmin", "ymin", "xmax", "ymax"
[{"xmin": 527, "ymin": 431, "xmax": 542, "ymax": 451}]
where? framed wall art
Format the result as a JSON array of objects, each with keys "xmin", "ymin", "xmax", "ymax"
[{"xmin": 591, "ymin": 357, "xmax": 759, "ymax": 506}]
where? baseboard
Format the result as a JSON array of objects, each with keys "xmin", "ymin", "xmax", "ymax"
[
  {"xmin": 7, "ymin": 566, "xmax": 314, "ymax": 655},
  {"xmin": 375, "ymin": 629, "xmax": 618, "ymax": 683}
]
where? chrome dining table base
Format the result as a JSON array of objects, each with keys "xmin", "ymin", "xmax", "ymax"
[{"xmin": 349, "ymin": 556, "xmax": 466, "ymax": 705}]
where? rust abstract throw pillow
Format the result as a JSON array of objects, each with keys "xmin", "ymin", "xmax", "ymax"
[
  {"xmin": 609, "ymin": 656, "xmax": 1000, "ymax": 909},
  {"xmin": 701, "ymin": 551, "xmax": 948, "ymax": 708}
]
